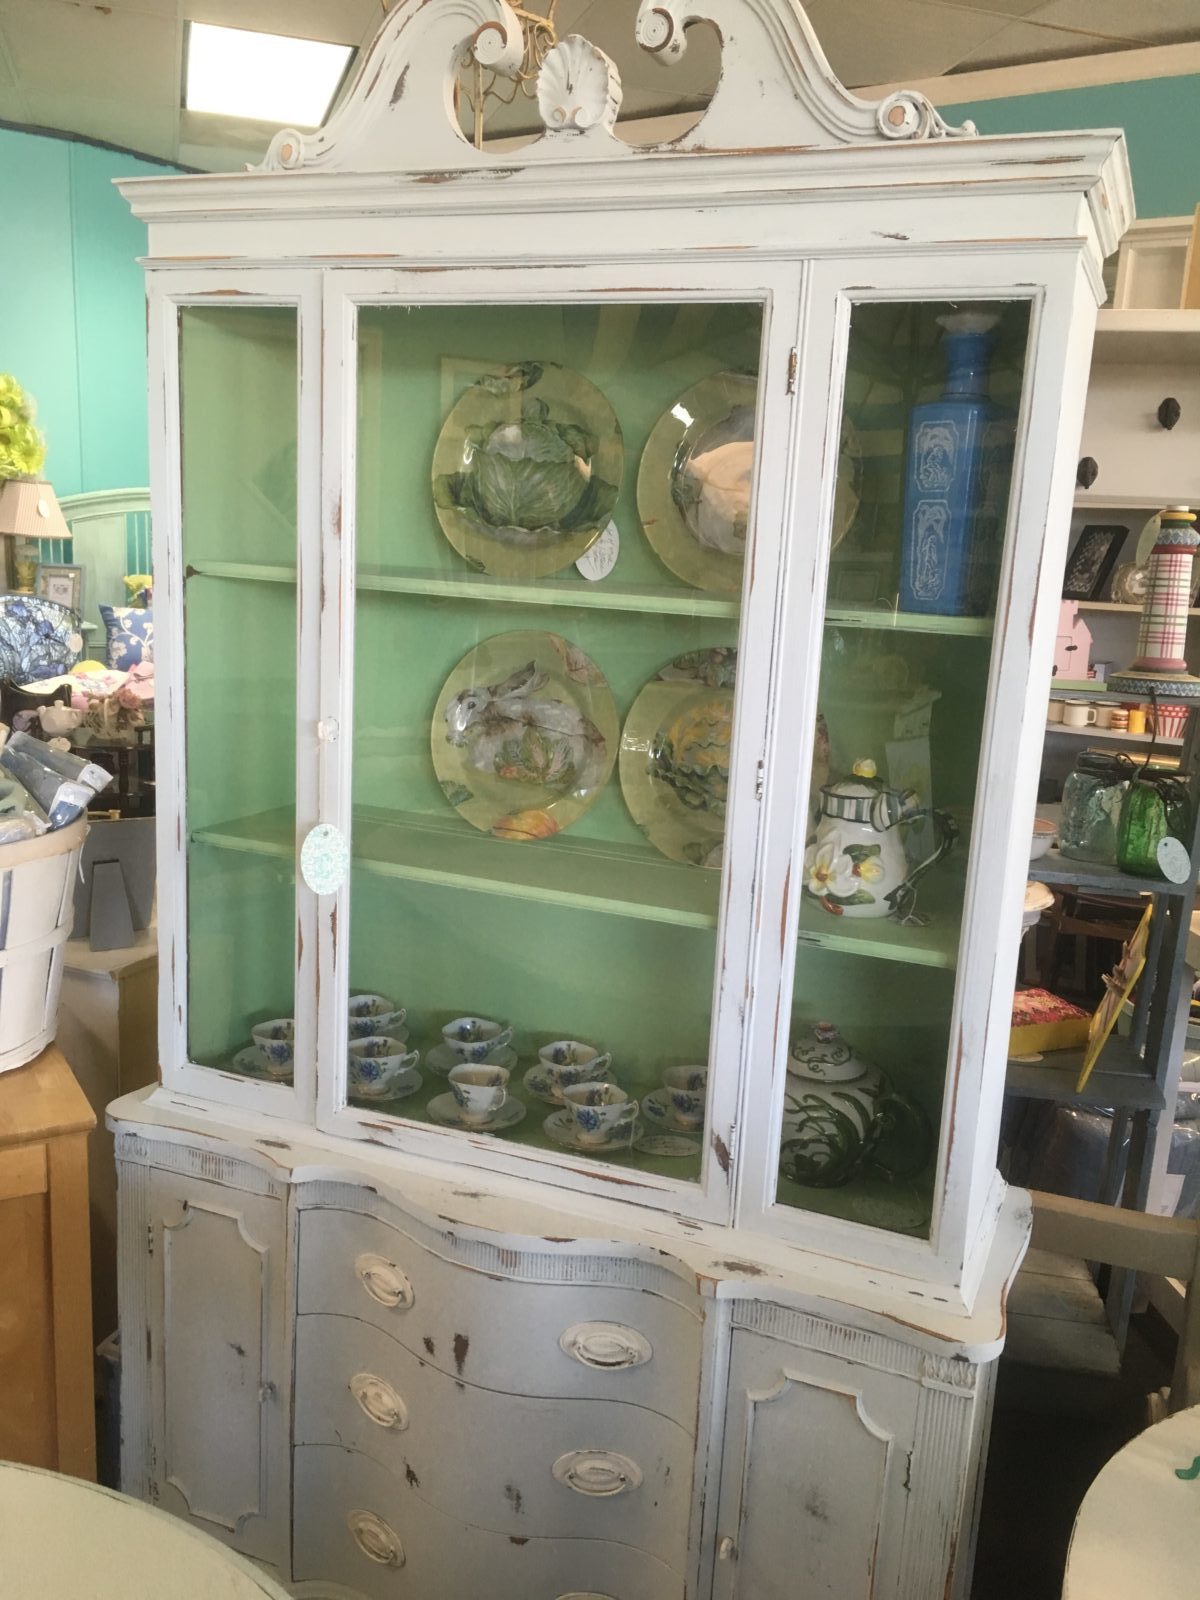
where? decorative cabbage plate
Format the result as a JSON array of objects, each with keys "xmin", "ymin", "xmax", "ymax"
[
  {"xmin": 0, "ymin": 596, "xmax": 83, "ymax": 684},
  {"xmin": 432, "ymin": 362, "xmax": 623, "ymax": 580}
]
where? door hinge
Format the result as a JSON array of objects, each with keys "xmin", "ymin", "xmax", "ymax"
[
  {"xmin": 146, "ymin": 1223, "xmax": 154, "ymax": 1257},
  {"xmin": 755, "ymin": 760, "xmax": 765, "ymax": 801},
  {"xmin": 786, "ymin": 347, "xmax": 798, "ymax": 395}
]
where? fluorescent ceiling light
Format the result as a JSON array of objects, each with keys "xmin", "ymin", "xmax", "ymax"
[{"xmin": 185, "ymin": 21, "xmax": 352, "ymax": 127}]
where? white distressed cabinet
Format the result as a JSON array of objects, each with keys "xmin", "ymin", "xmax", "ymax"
[{"xmin": 109, "ymin": 2, "xmax": 1132, "ymax": 1596}]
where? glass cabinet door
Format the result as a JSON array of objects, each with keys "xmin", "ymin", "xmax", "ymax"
[
  {"xmin": 177, "ymin": 303, "xmax": 300, "ymax": 1091},
  {"xmin": 773, "ymin": 296, "xmax": 1033, "ymax": 1241},
  {"xmin": 334, "ymin": 292, "xmax": 786, "ymax": 1200}
]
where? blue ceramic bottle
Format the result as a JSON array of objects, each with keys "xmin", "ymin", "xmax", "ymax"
[{"xmin": 899, "ymin": 312, "xmax": 1014, "ymax": 616}]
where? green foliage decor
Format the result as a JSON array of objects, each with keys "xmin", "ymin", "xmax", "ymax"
[{"xmin": 0, "ymin": 374, "xmax": 47, "ymax": 481}]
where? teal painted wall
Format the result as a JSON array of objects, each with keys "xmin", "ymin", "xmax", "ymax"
[
  {"xmin": 949, "ymin": 73, "xmax": 1200, "ymax": 219},
  {"xmin": 0, "ymin": 128, "xmax": 176, "ymax": 498}
]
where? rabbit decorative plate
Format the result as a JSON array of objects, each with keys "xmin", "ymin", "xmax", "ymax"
[
  {"xmin": 432, "ymin": 361, "xmax": 623, "ymax": 580},
  {"xmin": 638, "ymin": 372, "xmax": 862, "ymax": 595},
  {"xmin": 433, "ymin": 630, "xmax": 619, "ymax": 841},
  {"xmin": 619, "ymin": 647, "xmax": 735, "ymax": 868}
]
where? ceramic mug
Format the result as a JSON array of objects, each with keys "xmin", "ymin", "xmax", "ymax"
[
  {"xmin": 1127, "ymin": 706, "xmax": 1148, "ymax": 735},
  {"xmin": 1094, "ymin": 704, "xmax": 1115, "ymax": 729},
  {"xmin": 1062, "ymin": 700, "xmax": 1097, "ymax": 729},
  {"xmin": 1046, "ymin": 700, "xmax": 1065, "ymax": 724},
  {"xmin": 348, "ymin": 1035, "xmax": 420, "ymax": 1100},
  {"xmin": 662, "ymin": 1065, "xmax": 708, "ymax": 1129},
  {"xmin": 562, "ymin": 1082, "xmax": 639, "ymax": 1147},
  {"xmin": 537, "ymin": 1040, "xmax": 612, "ymax": 1095},
  {"xmin": 251, "ymin": 1018, "xmax": 295, "ymax": 1071},
  {"xmin": 348, "ymin": 993, "xmax": 408, "ymax": 1040},
  {"xmin": 442, "ymin": 1017, "xmax": 513, "ymax": 1062},
  {"xmin": 448, "ymin": 1063, "xmax": 510, "ymax": 1125}
]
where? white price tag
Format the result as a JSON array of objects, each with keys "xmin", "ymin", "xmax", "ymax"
[
  {"xmin": 1157, "ymin": 836, "xmax": 1192, "ymax": 884},
  {"xmin": 575, "ymin": 521, "xmax": 619, "ymax": 582}
]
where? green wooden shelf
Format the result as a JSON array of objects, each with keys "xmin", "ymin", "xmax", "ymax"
[
  {"xmin": 194, "ymin": 805, "xmax": 723, "ymax": 930},
  {"xmin": 824, "ymin": 606, "xmax": 993, "ymax": 637},
  {"xmin": 795, "ymin": 878, "xmax": 964, "ymax": 970}
]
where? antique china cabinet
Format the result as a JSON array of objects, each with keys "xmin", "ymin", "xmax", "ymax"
[{"xmin": 109, "ymin": 3, "xmax": 1131, "ymax": 1596}]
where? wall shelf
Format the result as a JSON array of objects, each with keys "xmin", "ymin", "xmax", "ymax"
[
  {"xmin": 1092, "ymin": 308, "xmax": 1200, "ymax": 366},
  {"xmin": 1006, "ymin": 1037, "xmax": 1163, "ymax": 1113},
  {"xmin": 1031, "ymin": 848, "xmax": 1191, "ymax": 900},
  {"xmin": 1043, "ymin": 723, "xmax": 1183, "ymax": 748}
]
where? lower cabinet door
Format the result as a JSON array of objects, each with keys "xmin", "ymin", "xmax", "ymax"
[
  {"xmin": 144, "ymin": 1170, "xmax": 288, "ymax": 1570},
  {"xmin": 293, "ymin": 1443, "xmax": 685, "ymax": 1600},
  {"xmin": 710, "ymin": 1328, "xmax": 919, "ymax": 1600}
]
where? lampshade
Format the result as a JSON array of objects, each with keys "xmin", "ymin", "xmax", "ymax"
[{"xmin": 0, "ymin": 478, "xmax": 71, "ymax": 541}]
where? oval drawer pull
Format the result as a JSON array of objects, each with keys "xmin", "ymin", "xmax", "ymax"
[
  {"xmin": 355, "ymin": 1252, "xmax": 414, "ymax": 1310},
  {"xmin": 552, "ymin": 1449, "xmax": 643, "ymax": 1498},
  {"xmin": 347, "ymin": 1508, "xmax": 405, "ymax": 1567},
  {"xmin": 559, "ymin": 1321, "xmax": 652, "ymax": 1371},
  {"xmin": 349, "ymin": 1372, "xmax": 409, "ymax": 1431}
]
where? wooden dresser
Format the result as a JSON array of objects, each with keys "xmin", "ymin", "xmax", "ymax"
[{"xmin": 0, "ymin": 1044, "xmax": 96, "ymax": 1477}]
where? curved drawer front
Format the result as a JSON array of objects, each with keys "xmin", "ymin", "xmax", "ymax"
[
  {"xmin": 294, "ymin": 1444, "xmax": 685, "ymax": 1600},
  {"xmin": 296, "ymin": 1313, "xmax": 692, "ymax": 1565},
  {"xmin": 297, "ymin": 1207, "xmax": 701, "ymax": 1425}
]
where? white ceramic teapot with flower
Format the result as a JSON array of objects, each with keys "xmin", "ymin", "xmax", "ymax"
[{"xmin": 803, "ymin": 757, "xmax": 956, "ymax": 923}]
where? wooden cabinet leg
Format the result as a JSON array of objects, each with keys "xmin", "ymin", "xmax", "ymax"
[{"xmin": 48, "ymin": 1131, "xmax": 97, "ymax": 1480}]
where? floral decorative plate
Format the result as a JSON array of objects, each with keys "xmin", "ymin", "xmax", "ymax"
[
  {"xmin": 433, "ymin": 630, "xmax": 619, "ymax": 841},
  {"xmin": 1109, "ymin": 561, "xmax": 1150, "ymax": 606},
  {"xmin": 230, "ymin": 1046, "xmax": 292, "ymax": 1085},
  {"xmin": 427, "ymin": 1092, "xmax": 527, "ymax": 1133},
  {"xmin": 619, "ymin": 647, "xmax": 735, "ymax": 868},
  {"xmin": 432, "ymin": 361, "xmax": 623, "ymax": 580},
  {"xmin": 0, "ymin": 596, "xmax": 83, "ymax": 684},
  {"xmin": 637, "ymin": 372, "xmax": 862, "ymax": 594}
]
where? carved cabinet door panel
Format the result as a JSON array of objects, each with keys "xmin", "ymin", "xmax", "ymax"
[
  {"xmin": 710, "ymin": 1328, "xmax": 920, "ymax": 1600},
  {"xmin": 145, "ymin": 1171, "xmax": 288, "ymax": 1570}
]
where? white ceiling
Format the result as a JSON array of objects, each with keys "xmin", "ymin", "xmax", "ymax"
[{"xmin": 0, "ymin": 0, "xmax": 1198, "ymax": 171}]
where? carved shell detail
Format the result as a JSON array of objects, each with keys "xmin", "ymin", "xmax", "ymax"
[{"xmin": 537, "ymin": 35, "xmax": 623, "ymax": 135}]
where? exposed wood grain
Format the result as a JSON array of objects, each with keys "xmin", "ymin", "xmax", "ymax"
[
  {"xmin": 0, "ymin": 1045, "xmax": 96, "ymax": 1147},
  {"xmin": 0, "ymin": 1141, "xmax": 47, "ymax": 1202},
  {"xmin": 47, "ymin": 1131, "xmax": 96, "ymax": 1479}
]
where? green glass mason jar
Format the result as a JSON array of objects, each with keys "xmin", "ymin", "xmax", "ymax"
[{"xmin": 1116, "ymin": 776, "xmax": 1192, "ymax": 878}]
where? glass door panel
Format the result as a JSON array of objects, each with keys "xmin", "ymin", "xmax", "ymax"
[
  {"xmin": 346, "ymin": 300, "xmax": 765, "ymax": 1178},
  {"xmin": 180, "ymin": 305, "xmax": 298, "ymax": 1081},
  {"xmin": 777, "ymin": 298, "xmax": 1031, "ymax": 1236}
]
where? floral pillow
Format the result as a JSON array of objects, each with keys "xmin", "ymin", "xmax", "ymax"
[{"xmin": 99, "ymin": 604, "xmax": 153, "ymax": 669}]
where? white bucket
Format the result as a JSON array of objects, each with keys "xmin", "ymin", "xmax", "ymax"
[{"xmin": 0, "ymin": 816, "xmax": 87, "ymax": 1074}]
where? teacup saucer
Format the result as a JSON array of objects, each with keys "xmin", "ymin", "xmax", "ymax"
[
  {"xmin": 349, "ymin": 1075, "xmax": 423, "ymax": 1107},
  {"xmin": 634, "ymin": 1131, "xmax": 701, "ymax": 1159},
  {"xmin": 231, "ymin": 1046, "xmax": 293, "ymax": 1085},
  {"xmin": 543, "ymin": 1109, "xmax": 643, "ymax": 1156},
  {"xmin": 427, "ymin": 1092, "xmax": 526, "ymax": 1133},
  {"xmin": 426, "ymin": 1042, "xmax": 519, "ymax": 1076},
  {"xmin": 523, "ymin": 1063, "xmax": 612, "ymax": 1106},
  {"xmin": 643, "ymin": 1088, "xmax": 704, "ymax": 1134}
]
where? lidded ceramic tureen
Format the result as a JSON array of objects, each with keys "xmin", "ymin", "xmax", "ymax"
[
  {"xmin": 803, "ymin": 757, "xmax": 956, "ymax": 923},
  {"xmin": 781, "ymin": 1022, "xmax": 931, "ymax": 1189}
]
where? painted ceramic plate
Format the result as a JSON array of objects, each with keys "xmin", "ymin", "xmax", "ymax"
[
  {"xmin": 523, "ymin": 1063, "xmax": 612, "ymax": 1105},
  {"xmin": 619, "ymin": 647, "xmax": 735, "ymax": 868},
  {"xmin": 432, "ymin": 361, "xmax": 623, "ymax": 579},
  {"xmin": 643, "ymin": 1088, "xmax": 705, "ymax": 1134},
  {"xmin": 0, "ymin": 596, "xmax": 83, "ymax": 684},
  {"xmin": 425, "ymin": 1042, "xmax": 519, "ymax": 1076},
  {"xmin": 543, "ymin": 1109, "xmax": 643, "ymax": 1155},
  {"xmin": 634, "ymin": 1131, "xmax": 701, "ymax": 1159},
  {"xmin": 433, "ymin": 631, "xmax": 619, "ymax": 841},
  {"xmin": 637, "ymin": 373, "xmax": 862, "ymax": 594},
  {"xmin": 349, "ymin": 1076, "xmax": 423, "ymax": 1108},
  {"xmin": 231, "ymin": 1046, "xmax": 292, "ymax": 1085},
  {"xmin": 427, "ymin": 1092, "xmax": 527, "ymax": 1133},
  {"xmin": 1110, "ymin": 561, "xmax": 1150, "ymax": 606}
]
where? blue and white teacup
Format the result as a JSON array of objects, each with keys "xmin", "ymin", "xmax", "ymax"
[
  {"xmin": 663, "ymin": 1065, "xmax": 707, "ymax": 1130},
  {"xmin": 536, "ymin": 1040, "xmax": 611, "ymax": 1098},
  {"xmin": 448, "ymin": 1063, "xmax": 510, "ymax": 1125},
  {"xmin": 348, "ymin": 1035, "xmax": 420, "ymax": 1100},
  {"xmin": 442, "ymin": 1016, "xmax": 513, "ymax": 1063},
  {"xmin": 562, "ymin": 1082, "xmax": 638, "ymax": 1147},
  {"xmin": 251, "ymin": 1018, "xmax": 294, "ymax": 1072},
  {"xmin": 348, "ymin": 993, "xmax": 408, "ymax": 1041}
]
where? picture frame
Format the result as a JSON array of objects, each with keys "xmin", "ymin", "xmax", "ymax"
[
  {"xmin": 35, "ymin": 563, "xmax": 84, "ymax": 615},
  {"xmin": 1062, "ymin": 524, "xmax": 1127, "ymax": 601}
]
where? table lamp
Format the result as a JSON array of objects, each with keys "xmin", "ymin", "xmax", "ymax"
[{"xmin": 0, "ymin": 477, "xmax": 71, "ymax": 593}]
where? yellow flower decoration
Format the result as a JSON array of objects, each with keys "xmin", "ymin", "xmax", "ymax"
[{"xmin": 851, "ymin": 757, "xmax": 877, "ymax": 779}]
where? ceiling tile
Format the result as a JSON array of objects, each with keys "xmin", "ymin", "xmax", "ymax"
[
  {"xmin": 925, "ymin": 0, "xmax": 1054, "ymax": 18},
  {"xmin": 1028, "ymin": 0, "xmax": 1200, "ymax": 47},
  {"xmin": 3, "ymin": 0, "xmax": 177, "ymax": 104},
  {"xmin": 804, "ymin": 0, "xmax": 1011, "ymax": 85}
]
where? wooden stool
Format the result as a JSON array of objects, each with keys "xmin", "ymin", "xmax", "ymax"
[{"xmin": 0, "ymin": 1044, "xmax": 97, "ymax": 1478}]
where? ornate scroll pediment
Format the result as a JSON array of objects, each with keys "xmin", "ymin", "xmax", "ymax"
[{"xmin": 255, "ymin": 0, "xmax": 974, "ymax": 176}]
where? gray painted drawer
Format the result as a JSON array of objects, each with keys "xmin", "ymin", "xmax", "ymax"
[
  {"xmin": 296, "ymin": 1207, "xmax": 702, "ymax": 1426},
  {"xmin": 295, "ymin": 1312, "xmax": 692, "ymax": 1566},
  {"xmin": 293, "ymin": 1443, "xmax": 686, "ymax": 1600}
]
